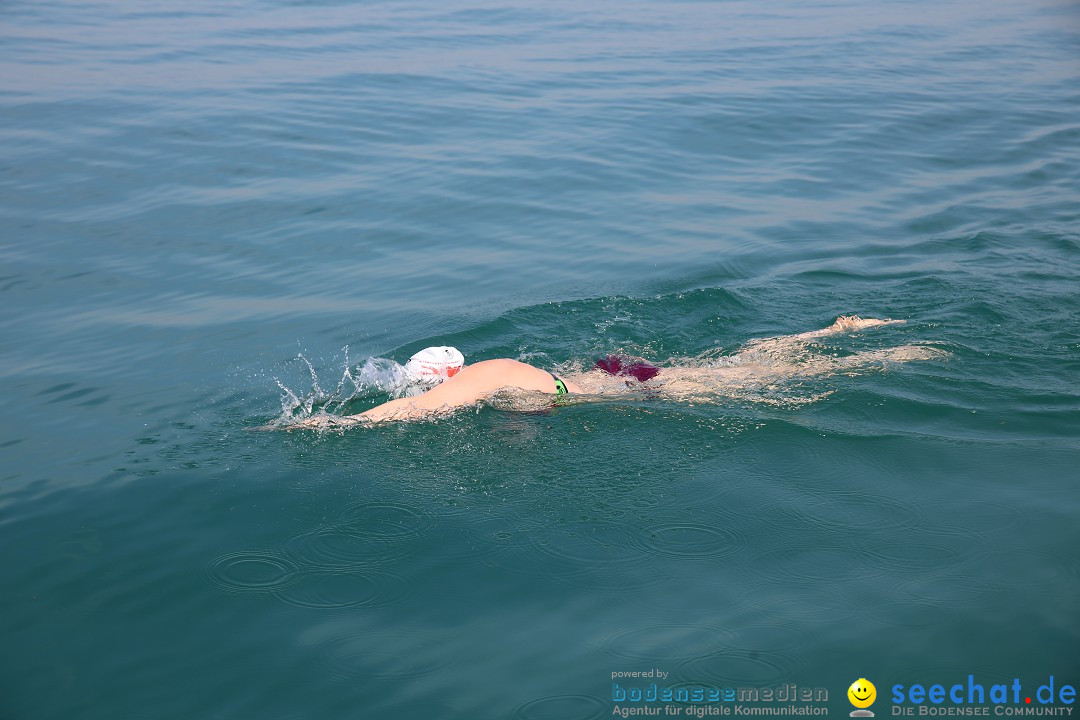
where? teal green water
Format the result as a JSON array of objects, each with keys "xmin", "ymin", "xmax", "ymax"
[{"xmin": 2, "ymin": 0, "xmax": 1078, "ymax": 717}]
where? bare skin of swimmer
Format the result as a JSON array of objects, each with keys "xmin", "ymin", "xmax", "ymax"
[
  {"xmin": 357, "ymin": 358, "xmax": 580, "ymax": 424},
  {"xmin": 292, "ymin": 315, "xmax": 909, "ymax": 428}
]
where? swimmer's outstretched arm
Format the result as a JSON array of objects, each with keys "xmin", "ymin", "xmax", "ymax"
[
  {"xmin": 290, "ymin": 384, "xmax": 472, "ymax": 428},
  {"xmin": 291, "ymin": 358, "xmax": 560, "ymax": 428}
]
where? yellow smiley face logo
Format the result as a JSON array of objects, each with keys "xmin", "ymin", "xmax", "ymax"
[{"xmin": 848, "ymin": 679, "xmax": 877, "ymax": 708}]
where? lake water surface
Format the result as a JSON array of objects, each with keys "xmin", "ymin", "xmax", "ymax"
[{"xmin": 2, "ymin": 0, "xmax": 1078, "ymax": 717}]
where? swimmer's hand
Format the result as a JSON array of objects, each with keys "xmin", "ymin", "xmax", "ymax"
[
  {"xmin": 246, "ymin": 416, "xmax": 348, "ymax": 431},
  {"xmin": 252, "ymin": 404, "xmax": 440, "ymax": 431},
  {"xmin": 287, "ymin": 415, "xmax": 360, "ymax": 431}
]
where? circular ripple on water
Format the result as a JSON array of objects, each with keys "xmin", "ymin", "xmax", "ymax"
[
  {"xmin": 597, "ymin": 623, "xmax": 735, "ymax": 663},
  {"xmin": 480, "ymin": 522, "xmax": 665, "ymax": 593},
  {"xmin": 336, "ymin": 500, "xmax": 434, "ymax": 540},
  {"xmin": 894, "ymin": 574, "xmax": 1003, "ymax": 610},
  {"xmin": 533, "ymin": 523, "xmax": 640, "ymax": 567},
  {"xmin": 783, "ymin": 491, "xmax": 925, "ymax": 532},
  {"xmin": 862, "ymin": 540, "xmax": 975, "ymax": 576},
  {"xmin": 535, "ymin": 524, "xmax": 656, "ymax": 592},
  {"xmin": 724, "ymin": 623, "xmax": 814, "ymax": 653},
  {"xmin": 471, "ymin": 517, "xmax": 567, "ymax": 579},
  {"xmin": 464, "ymin": 515, "xmax": 549, "ymax": 551},
  {"xmin": 514, "ymin": 693, "xmax": 606, "ymax": 720},
  {"xmin": 206, "ymin": 550, "xmax": 300, "ymax": 594},
  {"xmin": 737, "ymin": 582, "xmax": 867, "ymax": 624},
  {"xmin": 863, "ymin": 599, "xmax": 954, "ymax": 629},
  {"xmin": 968, "ymin": 545, "xmax": 1080, "ymax": 582},
  {"xmin": 284, "ymin": 526, "xmax": 413, "ymax": 570},
  {"xmin": 674, "ymin": 648, "xmax": 800, "ymax": 686},
  {"xmin": 542, "ymin": 561, "xmax": 666, "ymax": 594},
  {"xmin": 316, "ymin": 630, "xmax": 455, "ymax": 681},
  {"xmin": 915, "ymin": 498, "xmax": 1023, "ymax": 537},
  {"xmin": 749, "ymin": 545, "xmax": 888, "ymax": 585},
  {"xmin": 949, "ymin": 544, "xmax": 1079, "ymax": 614},
  {"xmin": 726, "ymin": 492, "xmax": 804, "ymax": 527},
  {"xmin": 632, "ymin": 522, "xmax": 746, "ymax": 560},
  {"xmin": 275, "ymin": 568, "xmax": 411, "ymax": 611},
  {"xmin": 623, "ymin": 571, "xmax": 744, "ymax": 616}
]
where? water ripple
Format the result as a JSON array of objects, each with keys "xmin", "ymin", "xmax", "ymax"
[
  {"xmin": 862, "ymin": 539, "xmax": 977, "ymax": 576},
  {"xmin": 283, "ymin": 499, "xmax": 434, "ymax": 570},
  {"xmin": 464, "ymin": 515, "xmax": 549, "ymax": 552},
  {"xmin": 533, "ymin": 523, "xmax": 639, "ymax": 566},
  {"xmin": 783, "ymin": 490, "xmax": 926, "ymax": 532},
  {"xmin": 284, "ymin": 525, "xmax": 412, "ymax": 569},
  {"xmin": 735, "ymin": 583, "xmax": 867, "ymax": 624},
  {"xmin": 313, "ymin": 630, "xmax": 456, "ymax": 681},
  {"xmin": 513, "ymin": 693, "xmax": 607, "ymax": 720},
  {"xmin": 633, "ymin": 522, "xmax": 746, "ymax": 560},
  {"xmin": 482, "ymin": 522, "xmax": 669, "ymax": 593},
  {"xmin": 336, "ymin": 500, "xmax": 434, "ymax": 539},
  {"xmin": 275, "ymin": 568, "xmax": 410, "ymax": 611},
  {"xmin": 864, "ymin": 599, "xmax": 953, "ymax": 630},
  {"xmin": 748, "ymin": 545, "xmax": 888, "ymax": 585},
  {"xmin": 674, "ymin": 649, "xmax": 801, "ymax": 685},
  {"xmin": 597, "ymin": 623, "xmax": 734, "ymax": 663},
  {"xmin": 206, "ymin": 550, "xmax": 300, "ymax": 594},
  {"xmin": 915, "ymin": 498, "xmax": 1024, "ymax": 537},
  {"xmin": 895, "ymin": 574, "xmax": 1003, "ymax": 610},
  {"xmin": 724, "ymin": 623, "xmax": 814, "ymax": 653}
]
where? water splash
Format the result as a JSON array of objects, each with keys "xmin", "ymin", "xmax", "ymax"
[{"xmin": 270, "ymin": 347, "xmax": 430, "ymax": 427}]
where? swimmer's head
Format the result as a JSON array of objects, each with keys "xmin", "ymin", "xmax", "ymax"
[
  {"xmin": 404, "ymin": 346, "xmax": 464, "ymax": 384},
  {"xmin": 594, "ymin": 355, "xmax": 660, "ymax": 382}
]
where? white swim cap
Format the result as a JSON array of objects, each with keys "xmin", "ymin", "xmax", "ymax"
[{"xmin": 404, "ymin": 346, "xmax": 465, "ymax": 384}]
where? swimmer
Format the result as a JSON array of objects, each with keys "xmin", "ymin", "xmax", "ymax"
[{"xmin": 290, "ymin": 315, "xmax": 938, "ymax": 428}]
